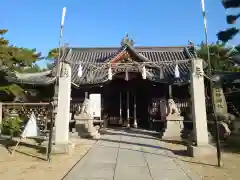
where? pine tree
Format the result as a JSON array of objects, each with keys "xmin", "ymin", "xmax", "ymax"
[
  {"xmin": 0, "ymin": 29, "xmax": 43, "ymax": 101},
  {"xmin": 218, "ymin": 0, "xmax": 240, "ymax": 43}
]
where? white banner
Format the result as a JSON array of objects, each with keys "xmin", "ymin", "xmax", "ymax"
[
  {"xmin": 21, "ymin": 112, "xmax": 40, "ymax": 138},
  {"xmin": 89, "ymin": 94, "xmax": 101, "ymax": 118}
]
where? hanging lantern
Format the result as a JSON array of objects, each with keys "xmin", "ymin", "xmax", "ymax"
[
  {"xmin": 108, "ymin": 66, "xmax": 112, "ymax": 80},
  {"xmin": 142, "ymin": 65, "xmax": 147, "ymax": 79},
  {"xmin": 77, "ymin": 64, "xmax": 83, "ymax": 77},
  {"xmin": 125, "ymin": 70, "xmax": 129, "ymax": 81},
  {"xmin": 174, "ymin": 64, "xmax": 180, "ymax": 78}
]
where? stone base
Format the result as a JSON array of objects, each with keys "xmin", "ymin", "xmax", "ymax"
[
  {"xmin": 162, "ymin": 115, "xmax": 183, "ymax": 139},
  {"xmin": 133, "ymin": 120, "xmax": 138, "ymax": 128},
  {"xmin": 51, "ymin": 142, "xmax": 75, "ymax": 154},
  {"xmin": 92, "ymin": 132, "xmax": 101, "ymax": 140},
  {"xmin": 187, "ymin": 144, "xmax": 216, "ymax": 157},
  {"xmin": 119, "ymin": 119, "xmax": 123, "ymax": 126},
  {"xmin": 41, "ymin": 140, "xmax": 75, "ymax": 154}
]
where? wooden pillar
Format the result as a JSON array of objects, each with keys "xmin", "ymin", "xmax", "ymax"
[
  {"xmin": 133, "ymin": 95, "xmax": 137, "ymax": 128},
  {"xmin": 127, "ymin": 91, "xmax": 130, "ymax": 128},
  {"xmin": 119, "ymin": 92, "xmax": 123, "ymax": 125}
]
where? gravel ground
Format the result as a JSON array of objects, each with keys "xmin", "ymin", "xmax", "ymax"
[
  {"xmin": 0, "ymin": 137, "xmax": 96, "ymax": 180},
  {"xmin": 159, "ymin": 139, "xmax": 240, "ymax": 180},
  {"xmin": 1, "ymin": 136, "xmax": 240, "ymax": 180}
]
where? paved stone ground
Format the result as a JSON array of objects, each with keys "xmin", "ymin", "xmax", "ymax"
[{"xmin": 63, "ymin": 128, "xmax": 200, "ymax": 180}]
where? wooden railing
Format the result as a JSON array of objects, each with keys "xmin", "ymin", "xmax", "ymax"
[{"xmin": 0, "ymin": 102, "xmax": 53, "ymax": 133}]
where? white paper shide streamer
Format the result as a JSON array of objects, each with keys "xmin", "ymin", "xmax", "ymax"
[
  {"xmin": 174, "ymin": 64, "xmax": 180, "ymax": 78},
  {"xmin": 125, "ymin": 70, "xmax": 129, "ymax": 81},
  {"xmin": 108, "ymin": 66, "xmax": 112, "ymax": 80},
  {"xmin": 159, "ymin": 68, "xmax": 164, "ymax": 79},
  {"xmin": 77, "ymin": 64, "xmax": 83, "ymax": 77},
  {"xmin": 142, "ymin": 66, "xmax": 147, "ymax": 79}
]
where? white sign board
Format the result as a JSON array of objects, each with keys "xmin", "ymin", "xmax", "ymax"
[{"xmin": 89, "ymin": 94, "xmax": 101, "ymax": 118}]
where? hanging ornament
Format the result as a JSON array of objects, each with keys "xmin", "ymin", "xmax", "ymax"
[
  {"xmin": 125, "ymin": 70, "xmax": 129, "ymax": 81},
  {"xmin": 142, "ymin": 66, "xmax": 147, "ymax": 79},
  {"xmin": 77, "ymin": 64, "xmax": 83, "ymax": 77},
  {"xmin": 174, "ymin": 64, "xmax": 180, "ymax": 78},
  {"xmin": 108, "ymin": 66, "xmax": 112, "ymax": 80}
]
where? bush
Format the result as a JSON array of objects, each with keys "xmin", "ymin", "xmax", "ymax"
[{"xmin": 1, "ymin": 116, "xmax": 22, "ymax": 137}]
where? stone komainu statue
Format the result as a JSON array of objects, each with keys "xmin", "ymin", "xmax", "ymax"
[{"xmin": 167, "ymin": 99, "xmax": 181, "ymax": 116}]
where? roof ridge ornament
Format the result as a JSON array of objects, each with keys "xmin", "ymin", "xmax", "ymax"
[{"xmin": 121, "ymin": 33, "xmax": 135, "ymax": 47}]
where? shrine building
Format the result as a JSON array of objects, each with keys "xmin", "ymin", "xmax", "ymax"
[{"xmin": 4, "ymin": 36, "xmax": 204, "ymax": 130}]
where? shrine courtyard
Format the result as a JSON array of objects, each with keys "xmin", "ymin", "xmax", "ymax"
[
  {"xmin": 63, "ymin": 128, "xmax": 200, "ymax": 180},
  {"xmin": 1, "ymin": 127, "xmax": 240, "ymax": 180}
]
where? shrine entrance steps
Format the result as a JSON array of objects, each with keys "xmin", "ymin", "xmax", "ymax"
[{"xmin": 63, "ymin": 128, "xmax": 200, "ymax": 180}]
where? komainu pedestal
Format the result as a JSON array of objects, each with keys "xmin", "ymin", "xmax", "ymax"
[
  {"xmin": 74, "ymin": 99, "xmax": 100, "ymax": 139},
  {"xmin": 163, "ymin": 115, "xmax": 183, "ymax": 139},
  {"xmin": 162, "ymin": 99, "xmax": 183, "ymax": 139}
]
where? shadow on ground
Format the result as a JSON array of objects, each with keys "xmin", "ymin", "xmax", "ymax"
[
  {"xmin": 100, "ymin": 128, "xmax": 218, "ymax": 167},
  {"xmin": 0, "ymin": 137, "xmax": 47, "ymax": 160}
]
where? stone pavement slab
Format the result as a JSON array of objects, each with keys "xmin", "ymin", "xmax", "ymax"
[{"xmin": 63, "ymin": 128, "xmax": 201, "ymax": 180}]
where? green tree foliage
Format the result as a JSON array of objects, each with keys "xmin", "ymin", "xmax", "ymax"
[
  {"xmin": 47, "ymin": 48, "xmax": 58, "ymax": 60},
  {"xmin": 222, "ymin": 0, "xmax": 240, "ymax": 8},
  {"xmin": 1, "ymin": 116, "xmax": 22, "ymax": 137},
  {"xmin": 217, "ymin": 28, "xmax": 239, "ymax": 44},
  {"xmin": 0, "ymin": 29, "xmax": 43, "ymax": 71},
  {"xmin": 218, "ymin": 0, "xmax": 240, "ymax": 43},
  {"xmin": 197, "ymin": 42, "xmax": 240, "ymax": 71},
  {"xmin": 46, "ymin": 44, "xmax": 69, "ymax": 70},
  {"xmin": 0, "ymin": 29, "xmax": 43, "ymax": 100},
  {"xmin": 45, "ymin": 48, "xmax": 58, "ymax": 70}
]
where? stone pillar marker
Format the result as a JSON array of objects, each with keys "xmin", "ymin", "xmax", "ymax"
[
  {"xmin": 188, "ymin": 59, "xmax": 215, "ymax": 157},
  {"xmin": 190, "ymin": 59, "xmax": 209, "ymax": 145},
  {"xmin": 53, "ymin": 62, "xmax": 73, "ymax": 153}
]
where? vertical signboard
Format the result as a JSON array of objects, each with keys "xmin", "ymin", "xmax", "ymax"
[
  {"xmin": 89, "ymin": 94, "xmax": 101, "ymax": 118},
  {"xmin": 212, "ymin": 84, "xmax": 227, "ymax": 114}
]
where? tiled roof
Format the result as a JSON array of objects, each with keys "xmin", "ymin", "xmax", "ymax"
[
  {"xmin": 70, "ymin": 45, "xmax": 194, "ymax": 85},
  {"xmin": 5, "ymin": 45, "xmax": 196, "ymax": 86},
  {"xmin": 5, "ymin": 71, "xmax": 56, "ymax": 85}
]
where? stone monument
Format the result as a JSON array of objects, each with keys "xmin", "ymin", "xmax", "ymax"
[
  {"xmin": 52, "ymin": 61, "xmax": 75, "ymax": 154},
  {"xmin": 74, "ymin": 99, "xmax": 100, "ymax": 139},
  {"xmin": 162, "ymin": 99, "xmax": 184, "ymax": 139},
  {"xmin": 187, "ymin": 58, "xmax": 216, "ymax": 157}
]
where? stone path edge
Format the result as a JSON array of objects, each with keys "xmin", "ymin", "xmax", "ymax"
[
  {"xmin": 165, "ymin": 150, "xmax": 202, "ymax": 180},
  {"xmin": 60, "ymin": 140, "xmax": 98, "ymax": 180},
  {"xmin": 61, "ymin": 135, "xmax": 201, "ymax": 180}
]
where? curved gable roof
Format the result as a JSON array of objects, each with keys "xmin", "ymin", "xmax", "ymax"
[
  {"xmin": 70, "ymin": 45, "xmax": 194, "ymax": 85},
  {"xmin": 5, "ymin": 44, "xmax": 197, "ymax": 86}
]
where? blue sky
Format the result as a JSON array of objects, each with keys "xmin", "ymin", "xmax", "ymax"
[{"xmin": 1, "ymin": 0, "xmax": 239, "ymax": 67}]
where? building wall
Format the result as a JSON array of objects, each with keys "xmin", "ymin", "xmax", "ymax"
[{"xmin": 71, "ymin": 79, "xmax": 190, "ymax": 130}]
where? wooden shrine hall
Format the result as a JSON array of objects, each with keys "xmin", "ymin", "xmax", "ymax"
[{"xmin": 5, "ymin": 36, "xmax": 198, "ymax": 131}]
